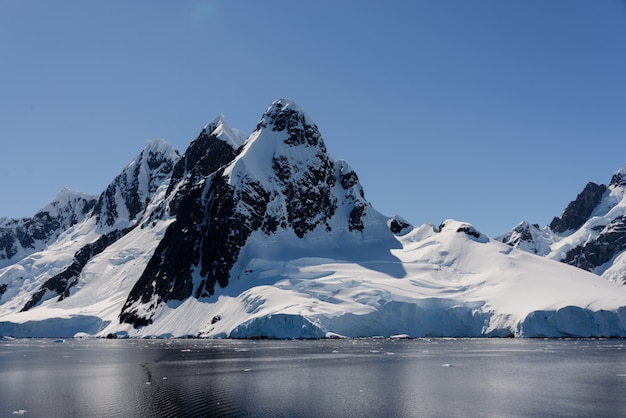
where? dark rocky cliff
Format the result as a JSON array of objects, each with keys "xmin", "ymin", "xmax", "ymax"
[
  {"xmin": 549, "ymin": 182, "xmax": 607, "ymax": 234},
  {"xmin": 119, "ymin": 99, "xmax": 378, "ymax": 327}
]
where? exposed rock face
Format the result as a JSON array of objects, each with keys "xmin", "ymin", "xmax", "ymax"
[
  {"xmin": 500, "ymin": 164, "xmax": 626, "ymax": 284},
  {"xmin": 563, "ymin": 215, "xmax": 626, "ymax": 272},
  {"xmin": 20, "ymin": 227, "xmax": 132, "ymax": 311},
  {"xmin": 1, "ymin": 140, "xmax": 180, "ymax": 315},
  {"xmin": 166, "ymin": 116, "xmax": 244, "ymax": 211},
  {"xmin": 93, "ymin": 139, "xmax": 179, "ymax": 228},
  {"xmin": 549, "ymin": 182, "xmax": 607, "ymax": 234},
  {"xmin": 3, "ymin": 99, "xmax": 626, "ymax": 340},
  {"xmin": 507, "ymin": 221, "xmax": 535, "ymax": 243},
  {"xmin": 119, "ymin": 99, "xmax": 386, "ymax": 327},
  {"xmin": 611, "ymin": 167, "xmax": 626, "ymax": 188},
  {"xmin": 119, "ymin": 118, "xmax": 245, "ymax": 327},
  {"xmin": 0, "ymin": 189, "xmax": 97, "ymax": 267},
  {"xmin": 439, "ymin": 220, "xmax": 488, "ymax": 242},
  {"xmin": 388, "ymin": 216, "xmax": 412, "ymax": 235},
  {"xmin": 498, "ymin": 221, "xmax": 552, "ymax": 256}
]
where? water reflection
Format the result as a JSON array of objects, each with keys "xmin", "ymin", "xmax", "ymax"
[{"xmin": 0, "ymin": 338, "xmax": 625, "ymax": 417}]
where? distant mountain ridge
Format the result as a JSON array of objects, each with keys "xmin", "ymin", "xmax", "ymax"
[
  {"xmin": 0, "ymin": 188, "xmax": 97, "ymax": 269},
  {"xmin": 1, "ymin": 99, "xmax": 626, "ymax": 338},
  {"xmin": 499, "ymin": 165, "xmax": 626, "ymax": 284}
]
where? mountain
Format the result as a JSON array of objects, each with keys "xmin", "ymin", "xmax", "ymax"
[
  {"xmin": 0, "ymin": 139, "xmax": 180, "ymax": 320},
  {"xmin": 93, "ymin": 138, "xmax": 180, "ymax": 229},
  {"xmin": 499, "ymin": 166, "xmax": 626, "ymax": 284},
  {"xmin": 119, "ymin": 99, "xmax": 393, "ymax": 327},
  {"xmin": 1, "ymin": 99, "xmax": 626, "ymax": 338},
  {"xmin": 0, "ymin": 188, "xmax": 97, "ymax": 269}
]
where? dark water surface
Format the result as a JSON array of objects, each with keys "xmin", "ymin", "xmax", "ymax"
[{"xmin": 0, "ymin": 338, "xmax": 625, "ymax": 417}]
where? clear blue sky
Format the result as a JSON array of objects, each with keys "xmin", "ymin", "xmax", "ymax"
[{"xmin": 1, "ymin": 1, "xmax": 625, "ymax": 238}]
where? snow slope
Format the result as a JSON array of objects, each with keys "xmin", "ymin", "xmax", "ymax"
[
  {"xmin": 0, "ymin": 140, "xmax": 179, "ymax": 331},
  {"xmin": 1, "ymin": 99, "xmax": 626, "ymax": 338},
  {"xmin": 500, "ymin": 166, "xmax": 626, "ymax": 284},
  {"xmin": 5, "ymin": 217, "xmax": 624, "ymax": 339},
  {"xmin": 104, "ymin": 220, "xmax": 626, "ymax": 339},
  {"xmin": 0, "ymin": 188, "xmax": 97, "ymax": 268}
]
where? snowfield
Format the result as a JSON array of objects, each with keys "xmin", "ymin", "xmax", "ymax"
[
  {"xmin": 2, "ymin": 219, "xmax": 625, "ymax": 339},
  {"xmin": 2, "ymin": 99, "xmax": 626, "ymax": 339},
  {"xmin": 500, "ymin": 165, "xmax": 626, "ymax": 284}
]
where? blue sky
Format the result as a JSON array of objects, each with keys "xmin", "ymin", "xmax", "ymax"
[{"xmin": 1, "ymin": 1, "xmax": 625, "ymax": 238}]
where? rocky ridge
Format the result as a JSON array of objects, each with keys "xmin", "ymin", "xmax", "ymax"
[
  {"xmin": 0, "ymin": 188, "xmax": 97, "ymax": 269},
  {"xmin": 1, "ymin": 99, "xmax": 626, "ymax": 339},
  {"xmin": 500, "ymin": 165, "xmax": 626, "ymax": 283},
  {"xmin": 119, "ymin": 99, "xmax": 392, "ymax": 327}
]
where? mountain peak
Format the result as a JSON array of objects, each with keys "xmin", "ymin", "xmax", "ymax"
[
  {"xmin": 166, "ymin": 115, "xmax": 243, "ymax": 204},
  {"xmin": 4, "ymin": 100, "xmax": 626, "ymax": 339},
  {"xmin": 549, "ymin": 182, "xmax": 607, "ymax": 234},
  {"xmin": 51, "ymin": 186, "xmax": 95, "ymax": 205},
  {"xmin": 269, "ymin": 97, "xmax": 303, "ymax": 112},
  {"xmin": 498, "ymin": 220, "xmax": 552, "ymax": 255},
  {"xmin": 202, "ymin": 114, "xmax": 245, "ymax": 149},
  {"xmin": 93, "ymin": 139, "xmax": 180, "ymax": 228},
  {"xmin": 0, "ymin": 187, "xmax": 97, "ymax": 267},
  {"xmin": 226, "ymin": 98, "xmax": 325, "ymax": 184},
  {"xmin": 254, "ymin": 98, "xmax": 317, "ymax": 138},
  {"xmin": 500, "ymin": 162, "xmax": 626, "ymax": 283},
  {"xmin": 142, "ymin": 138, "xmax": 177, "ymax": 155},
  {"xmin": 41, "ymin": 187, "xmax": 97, "ymax": 218},
  {"xmin": 610, "ymin": 165, "xmax": 626, "ymax": 188},
  {"xmin": 120, "ymin": 99, "xmax": 391, "ymax": 326}
]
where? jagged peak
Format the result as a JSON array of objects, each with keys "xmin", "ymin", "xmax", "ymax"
[
  {"xmin": 201, "ymin": 114, "xmax": 245, "ymax": 149},
  {"xmin": 254, "ymin": 98, "xmax": 320, "ymax": 140},
  {"xmin": 499, "ymin": 220, "xmax": 540, "ymax": 244},
  {"xmin": 94, "ymin": 139, "xmax": 180, "ymax": 228},
  {"xmin": 127, "ymin": 139, "xmax": 179, "ymax": 170},
  {"xmin": 52, "ymin": 186, "xmax": 96, "ymax": 204},
  {"xmin": 166, "ymin": 117, "xmax": 243, "ymax": 199},
  {"xmin": 512, "ymin": 220, "xmax": 542, "ymax": 232},
  {"xmin": 225, "ymin": 99, "xmax": 327, "ymax": 184},
  {"xmin": 38, "ymin": 187, "xmax": 97, "ymax": 217},
  {"xmin": 205, "ymin": 113, "xmax": 226, "ymax": 128},
  {"xmin": 549, "ymin": 181, "xmax": 608, "ymax": 234},
  {"xmin": 266, "ymin": 98, "xmax": 305, "ymax": 116},
  {"xmin": 610, "ymin": 164, "xmax": 626, "ymax": 188},
  {"xmin": 143, "ymin": 138, "xmax": 179, "ymax": 158}
]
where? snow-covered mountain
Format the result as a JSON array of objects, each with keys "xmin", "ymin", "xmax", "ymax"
[
  {"xmin": 119, "ymin": 99, "xmax": 394, "ymax": 328},
  {"xmin": 0, "ymin": 188, "xmax": 97, "ymax": 269},
  {"xmin": 1, "ymin": 99, "xmax": 626, "ymax": 338},
  {"xmin": 0, "ymin": 139, "xmax": 180, "ymax": 320},
  {"xmin": 499, "ymin": 166, "xmax": 626, "ymax": 284},
  {"xmin": 93, "ymin": 138, "xmax": 180, "ymax": 229}
]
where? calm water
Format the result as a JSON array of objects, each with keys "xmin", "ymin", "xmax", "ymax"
[{"xmin": 0, "ymin": 338, "xmax": 625, "ymax": 417}]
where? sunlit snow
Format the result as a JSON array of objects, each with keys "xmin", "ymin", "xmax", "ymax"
[{"xmin": 1, "ymin": 100, "xmax": 626, "ymax": 339}]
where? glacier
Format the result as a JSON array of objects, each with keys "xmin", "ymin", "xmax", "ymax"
[{"xmin": 1, "ymin": 99, "xmax": 626, "ymax": 339}]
